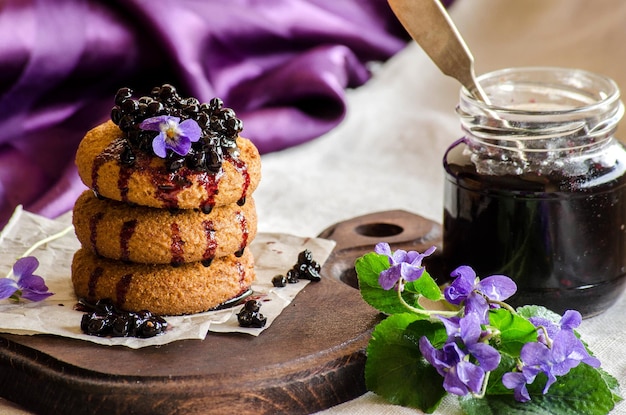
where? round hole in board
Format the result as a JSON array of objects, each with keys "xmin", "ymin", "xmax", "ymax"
[{"xmin": 354, "ymin": 222, "xmax": 403, "ymax": 237}]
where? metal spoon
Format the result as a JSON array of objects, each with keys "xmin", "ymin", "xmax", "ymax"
[{"xmin": 388, "ymin": 0, "xmax": 490, "ymax": 104}]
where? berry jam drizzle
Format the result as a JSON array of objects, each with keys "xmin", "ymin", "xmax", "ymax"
[
  {"xmin": 89, "ymin": 212, "xmax": 104, "ymax": 256},
  {"xmin": 170, "ymin": 223, "xmax": 185, "ymax": 265},
  {"xmin": 120, "ymin": 219, "xmax": 137, "ymax": 262},
  {"xmin": 118, "ymin": 165, "xmax": 133, "ymax": 203},
  {"xmin": 236, "ymin": 211, "xmax": 248, "ymax": 257},
  {"xmin": 202, "ymin": 220, "xmax": 217, "ymax": 265},
  {"xmin": 87, "ymin": 267, "xmax": 104, "ymax": 298},
  {"xmin": 154, "ymin": 171, "xmax": 192, "ymax": 209},
  {"xmin": 115, "ymin": 273, "xmax": 133, "ymax": 308},
  {"xmin": 198, "ymin": 168, "xmax": 224, "ymax": 214},
  {"xmin": 225, "ymin": 154, "xmax": 250, "ymax": 206},
  {"xmin": 91, "ymin": 139, "xmax": 124, "ymax": 196}
]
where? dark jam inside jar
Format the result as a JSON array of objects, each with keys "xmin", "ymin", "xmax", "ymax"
[{"xmin": 443, "ymin": 140, "xmax": 626, "ymax": 316}]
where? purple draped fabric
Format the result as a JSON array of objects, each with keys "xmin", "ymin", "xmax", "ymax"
[{"xmin": 0, "ymin": 0, "xmax": 410, "ymax": 227}]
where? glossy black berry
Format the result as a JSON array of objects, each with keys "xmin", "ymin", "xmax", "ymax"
[
  {"xmin": 121, "ymin": 98, "xmax": 139, "ymax": 113},
  {"xmin": 286, "ymin": 269, "xmax": 299, "ymax": 284},
  {"xmin": 272, "ymin": 275, "xmax": 287, "ymax": 287},
  {"xmin": 115, "ymin": 87, "xmax": 133, "ymax": 106},
  {"xmin": 302, "ymin": 265, "xmax": 322, "ymax": 282},
  {"xmin": 81, "ymin": 310, "xmax": 112, "ymax": 337},
  {"xmin": 209, "ymin": 97, "xmax": 223, "ymax": 111},
  {"xmin": 236, "ymin": 300, "xmax": 267, "ymax": 328},
  {"xmin": 111, "ymin": 107, "xmax": 123, "ymax": 124},
  {"xmin": 79, "ymin": 299, "xmax": 168, "ymax": 338},
  {"xmin": 298, "ymin": 250, "xmax": 313, "ymax": 265},
  {"xmin": 147, "ymin": 100, "xmax": 164, "ymax": 116},
  {"xmin": 111, "ymin": 315, "xmax": 131, "ymax": 337},
  {"xmin": 137, "ymin": 318, "xmax": 166, "ymax": 338},
  {"xmin": 274, "ymin": 249, "xmax": 323, "ymax": 288},
  {"xmin": 110, "ymin": 84, "xmax": 243, "ymax": 175},
  {"xmin": 120, "ymin": 146, "xmax": 136, "ymax": 165},
  {"xmin": 244, "ymin": 300, "xmax": 260, "ymax": 312},
  {"xmin": 206, "ymin": 147, "xmax": 223, "ymax": 173}
]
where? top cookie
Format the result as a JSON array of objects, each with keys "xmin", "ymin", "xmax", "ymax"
[{"xmin": 75, "ymin": 85, "xmax": 261, "ymax": 211}]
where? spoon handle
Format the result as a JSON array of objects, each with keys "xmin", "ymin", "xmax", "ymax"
[{"xmin": 388, "ymin": 0, "xmax": 489, "ymax": 103}]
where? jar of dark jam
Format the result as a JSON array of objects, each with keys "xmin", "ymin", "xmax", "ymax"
[{"xmin": 443, "ymin": 67, "xmax": 626, "ymax": 317}]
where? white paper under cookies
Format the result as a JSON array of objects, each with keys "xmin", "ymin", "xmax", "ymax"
[{"xmin": 0, "ymin": 207, "xmax": 335, "ymax": 349}]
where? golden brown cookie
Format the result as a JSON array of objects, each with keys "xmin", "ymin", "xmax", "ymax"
[
  {"xmin": 71, "ymin": 248, "xmax": 255, "ymax": 315},
  {"xmin": 75, "ymin": 120, "xmax": 261, "ymax": 211},
  {"xmin": 72, "ymin": 190, "xmax": 257, "ymax": 265}
]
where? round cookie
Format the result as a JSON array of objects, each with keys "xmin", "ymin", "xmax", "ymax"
[
  {"xmin": 75, "ymin": 120, "xmax": 261, "ymax": 211},
  {"xmin": 71, "ymin": 248, "xmax": 255, "ymax": 316},
  {"xmin": 73, "ymin": 191, "xmax": 257, "ymax": 265}
]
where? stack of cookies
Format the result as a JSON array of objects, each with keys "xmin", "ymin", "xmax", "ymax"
[{"xmin": 71, "ymin": 85, "xmax": 262, "ymax": 315}]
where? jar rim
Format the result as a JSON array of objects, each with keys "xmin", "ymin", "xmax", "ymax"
[
  {"xmin": 457, "ymin": 67, "xmax": 624, "ymax": 175},
  {"xmin": 461, "ymin": 66, "xmax": 621, "ymax": 116}
]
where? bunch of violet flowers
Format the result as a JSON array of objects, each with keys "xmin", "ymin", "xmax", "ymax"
[{"xmin": 355, "ymin": 243, "xmax": 621, "ymax": 415}]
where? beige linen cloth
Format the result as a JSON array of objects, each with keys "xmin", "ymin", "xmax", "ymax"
[{"xmin": 3, "ymin": 0, "xmax": 626, "ymax": 413}]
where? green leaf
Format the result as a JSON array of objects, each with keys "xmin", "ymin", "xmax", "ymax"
[
  {"xmin": 365, "ymin": 313, "xmax": 447, "ymax": 413},
  {"xmin": 516, "ymin": 304, "xmax": 561, "ymax": 323},
  {"xmin": 405, "ymin": 270, "xmax": 443, "ymax": 301},
  {"xmin": 598, "ymin": 367, "xmax": 624, "ymax": 404},
  {"xmin": 488, "ymin": 308, "xmax": 537, "ymax": 356},
  {"xmin": 355, "ymin": 252, "xmax": 431, "ymax": 314},
  {"xmin": 461, "ymin": 363, "xmax": 621, "ymax": 415},
  {"xmin": 355, "ymin": 253, "xmax": 401, "ymax": 314},
  {"xmin": 405, "ymin": 318, "xmax": 449, "ymax": 349}
]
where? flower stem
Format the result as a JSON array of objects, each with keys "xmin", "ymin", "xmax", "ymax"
[
  {"xmin": 474, "ymin": 370, "xmax": 491, "ymax": 399},
  {"xmin": 489, "ymin": 298, "xmax": 517, "ymax": 314},
  {"xmin": 396, "ymin": 281, "xmax": 458, "ymax": 319},
  {"xmin": 21, "ymin": 225, "xmax": 74, "ymax": 258},
  {"xmin": 536, "ymin": 325, "xmax": 553, "ymax": 348},
  {"xmin": 4, "ymin": 225, "xmax": 74, "ymax": 279}
]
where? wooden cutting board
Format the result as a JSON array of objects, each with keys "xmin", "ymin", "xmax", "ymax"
[{"xmin": 0, "ymin": 210, "xmax": 441, "ymax": 415}]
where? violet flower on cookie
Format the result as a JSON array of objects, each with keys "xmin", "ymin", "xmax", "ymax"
[{"xmin": 139, "ymin": 115, "xmax": 201, "ymax": 158}]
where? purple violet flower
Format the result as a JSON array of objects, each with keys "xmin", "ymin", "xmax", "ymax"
[
  {"xmin": 502, "ymin": 371, "xmax": 532, "ymax": 402},
  {"xmin": 0, "ymin": 257, "xmax": 53, "ymax": 302},
  {"xmin": 529, "ymin": 309, "xmax": 582, "ymax": 345},
  {"xmin": 139, "ymin": 115, "xmax": 201, "ymax": 158},
  {"xmin": 503, "ymin": 309, "xmax": 601, "ymax": 401},
  {"xmin": 419, "ymin": 338, "xmax": 485, "ymax": 395},
  {"xmin": 374, "ymin": 243, "xmax": 436, "ymax": 291},
  {"xmin": 420, "ymin": 312, "xmax": 500, "ymax": 396},
  {"xmin": 444, "ymin": 265, "xmax": 517, "ymax": 323}
]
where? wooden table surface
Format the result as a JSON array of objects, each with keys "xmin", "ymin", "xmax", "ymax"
[{"xmin": 0, "ymin": 210, "xmax": 440, "ymax": 415}]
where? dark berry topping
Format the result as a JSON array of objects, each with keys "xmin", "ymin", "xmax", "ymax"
[
  {"xmin": 275, "ymin": 249, "xmax": 323, "ymax": 287},
  {"xmin": 110, "ymin": 84, "xmax": 243, "ymax": 173},
  {"xmin": 272, "ymin": 274, "xmax": 287, "ymax": 287},
  {"xmin": 79, "ymin": 299, "xmax": 168, "ymax": 338},
  {"xmin": 236, "ymin": 300, "xmax": 267, "ymax": 328},
  {"xmin": 286, "ymin": 269, "xmax": 299, "ymax": 284}
]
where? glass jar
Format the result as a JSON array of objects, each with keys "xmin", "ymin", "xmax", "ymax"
[{"xmin": 442, "ymin": 67, "xmax": 626, "ymax": 317}]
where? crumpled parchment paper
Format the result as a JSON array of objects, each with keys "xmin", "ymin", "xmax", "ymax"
[{"xmin": 0, "ymin": 206, "xmax": 335, "ymax": 349}]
